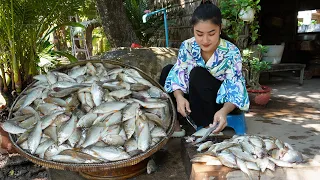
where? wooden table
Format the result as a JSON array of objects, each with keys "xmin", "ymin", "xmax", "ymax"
[{"xmin": 262, "ymin": 63, "xmax": 306, "ymax": 85}]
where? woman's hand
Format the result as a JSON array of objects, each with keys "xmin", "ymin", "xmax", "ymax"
[
  {"xmin": 176, "ymin": 95, "xmax": 191, "ymax": 117},
  {"xmin": 211, "ymin": 109, "xmax": 227, "ymax": 133},
  {"xmin": 211, "ymin": 102, "xmax": 236, "ymax": 133}
]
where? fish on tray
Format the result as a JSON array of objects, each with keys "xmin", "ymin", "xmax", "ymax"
[
  {"xmin": 191, "ymin": 134, "xmax": 306, "ymax": 179},
  {"xmin": 3, "ymin": 62, "xmax": 173, "ymax": 163}
]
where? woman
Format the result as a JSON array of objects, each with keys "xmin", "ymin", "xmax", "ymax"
[{"xmin": 159, "ymin": 1, "xmax": 249, "ymax": 137}]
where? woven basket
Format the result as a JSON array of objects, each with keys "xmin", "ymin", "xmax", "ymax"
[{"xmin": 8, "ymin": 59, "xmax": 176, "ymax": 172}]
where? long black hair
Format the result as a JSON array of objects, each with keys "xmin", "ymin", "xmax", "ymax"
[{"xmin": 191, "ymin": 0, "xmax": 236, "ymax": 45}]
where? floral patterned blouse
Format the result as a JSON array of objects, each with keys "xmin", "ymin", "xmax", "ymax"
[{"xmin": 164, "ymin": 37, "xmax": 249, "ymax": 111}]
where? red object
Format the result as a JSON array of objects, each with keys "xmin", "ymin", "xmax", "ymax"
[
  {"xmin": 131, "ymin": 43, "xmax": 142, "ymax": 48},
  {"xmin": 248, "ymin": 85, "xmax": 272, "ymax": 106}
]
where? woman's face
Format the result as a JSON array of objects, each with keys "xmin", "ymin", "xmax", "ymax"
[{"xmin": 193, "ymin": 20, "xmax": 221, "ymax": 53}]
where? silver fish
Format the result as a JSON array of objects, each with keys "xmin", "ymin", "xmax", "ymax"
[
  {"xmin": 118, "ymin": 73, "xmax": 137, "ymax": 83},
  {"xmin": 68, "ymin": 66, "xmax": 87, "ymax": 78},
  {"xmin": 136, "ymin": 113, "xmax": 150, "ymax": 152},
  {"xmin": 147, "ymin": 159, "xmax": 157, "ymax": 174},
  {"xmin": 57, "ymin": 115, "xmax": 77, "ymax": 145},
  {"xmin": 93, "ymin": 102, "xmax": 127, "ymax": 114},
  {"xmin": 151, "ymin": 127, "xmax": 167, "ymax": 138},
  {"xmin": 38, "ymin": 103, "xmax": 64, "ymax": 115},
  {"xmin": 51, "ymin": 155, "xmax": 85, "ymax": 163},
  {"xmin": 41, "ymin": 111, "xmax": 65, "ymax": 129},
  {"xmin": 53, "ymin": 71, "xmax": 76, "ymax": 83},
  {"xmin": 35, "ymin": 139, "xmax": 55, "ymax": 158},
  {"xmin": 132, "ymin": 99, "xmax": 166, "ymax": 109},
  {"xmin": 124, "ymin": 138, "xmax": 138, "ymax": 153},
  {"xmin": 68, "ymin": 128, "xmax": 81, "ymax": 147},
  {"xmin": 267, "ymin": 157, "xmax": 294, "ymax": 168},
  {"xmin": 47, "ymin": 71, "xmax": 57, "ymax": 85},
  {"xmin": 197, "ymin": 141, "xmax": 214, "ymax": 152},
  {"xmin": 28, "ymin": 122, "xmax": 42, "ymax": 154},
  {"xmin": 43, "ymin": 97, "xmax": 67, "ymax": 107},
  {"xmin": 85, "ymin": 92, "xmax": 94, "ymax": 108},
  {"xmin": 102, "ymin": 134, "xmax": 125, "ymax": 146},
  {"xmin": 20, "ymin": 88, "xmax": 43, "ymax": 109},
  {"xmin": 86, "ymin": 62, "xmax": 97, "ymax": 76},
  {"xmin": 43, "ymin": 125, "xmax": 58, "ymax": 142},
  {"xmin": 109, "ymin": 89, "xmax": 132, "ymax": 99},
  {"xmin": 1, "ymin": 121, "xmax": 27, "ymax": 134},
  {"xmin": 122, "ymin": 103, "xmax": 140, "ymax": 121},
  {"xmin": 130, "ymin": 83, "xmax": 150, "ymax": 91},
  {"xmin": 105, "ymin": 111, "xmax": 122, "ymax": 127},
  {"xmin": 16, "ymin": 129, "xmax": 31, "ymax": 145},
  {"xmin": 77, "ymin": 113, "xmax": 98, "ymax": 128},
  {"xmin": 236, "ymin": 157, "xmax": 252, "ymax": 180},
  {"xmin": 123, "ymin": 117, "xmax": 135, "ymax": 139},
  {"xmin": 19, "ymin": 116, "xmax": 38, "ymax": 129},
  {"xmin": 33, "ymin": 74, "xmax": 48, "ymax": 82},
  {"xmin": 91, "ymin": 82, "xmax": 104, "ymax": 106},
  {"xmin": 81, "ymin": 126, "xmax": 104, "ymax": 148},
  {"xmin": 90, "ymin": 146, "xmax": 131, "ymax": 161},
  {"xmin": 217, "ymin": 151, "xmax": 238, "ymax": 168}
]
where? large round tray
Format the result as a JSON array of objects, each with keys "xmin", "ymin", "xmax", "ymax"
[{"xmin": 8, "ymin": 59, "xmax": 176, "ymax": 172}]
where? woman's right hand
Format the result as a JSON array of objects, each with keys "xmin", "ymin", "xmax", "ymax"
[{"xmin": 176, "ymin": 95, "xmax": 191, "ymax": 117}]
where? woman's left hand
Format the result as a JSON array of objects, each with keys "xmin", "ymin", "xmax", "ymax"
[{"xmin": 210, "ymin": 109, "xmax": 227, "ymax": 134}]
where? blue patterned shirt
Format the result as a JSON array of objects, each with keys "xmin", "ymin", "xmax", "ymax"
[{"xmin": 164, "ymin": 37, "xmax": 249, "ymax": 111}]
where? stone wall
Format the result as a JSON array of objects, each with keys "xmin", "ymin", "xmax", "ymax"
[
  {"xmin": 151, "ymin": 0, "xmax": 218, "ymax": 47},
  {"xmin": 100, "ymin": 47, "xmax": 178, "ymax": 81}
]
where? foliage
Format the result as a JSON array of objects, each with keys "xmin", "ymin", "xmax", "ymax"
[
  {"xmin": 219, "ymin": 0, "xmax": 261, "ymax": 47},
  {"xmin": 0, "ymin": 0, "xmax": 85, "ymax": 93},
  {"xmin": 242, "ymin": 44, "xmax": 271, "ymax": 90},
  {"xmin": 124, "ymin": 0, "xmax": 165, "ymax": 46}
]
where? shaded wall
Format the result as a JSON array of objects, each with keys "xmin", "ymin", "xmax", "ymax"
[{"xmin": 151, "ymin": 0, "xmax": 218, "ymax": 47}]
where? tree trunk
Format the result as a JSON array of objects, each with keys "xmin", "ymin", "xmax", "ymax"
[
  {"xmin": 95, "ymin": 0, "xmax": 140, "ymax": 47},
  {"xmin": 86, "ymin": 22, "xmax": 101, "ymax": 56}
]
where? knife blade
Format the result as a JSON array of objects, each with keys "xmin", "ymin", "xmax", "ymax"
[{"xmin": 185, "ymin": 114, "xmax": 197, "ymax": 130}]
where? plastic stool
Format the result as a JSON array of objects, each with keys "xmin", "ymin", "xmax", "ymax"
[{"xmin": 226, "ymin": 113, "xmax": 247, "ymax": 135}]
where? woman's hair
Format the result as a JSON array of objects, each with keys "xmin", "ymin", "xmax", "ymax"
[
  {"xmin": 191, "ymin": 0, "xmax": 237, "ymax": 45},
  {"xmin": 191, "ymin": 0, "xmax": 222, "ymax": 26}
]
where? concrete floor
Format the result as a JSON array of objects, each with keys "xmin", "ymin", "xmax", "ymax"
[{"xmin": 47, "ymin": 74, "xmax": 320, "ymax": 180}]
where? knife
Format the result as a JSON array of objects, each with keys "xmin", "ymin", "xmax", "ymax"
[{"xmin": 185, "ymin": 114, "xmax": 197, "ymax": 130}]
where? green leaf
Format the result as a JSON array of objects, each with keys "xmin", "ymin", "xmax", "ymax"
[{"xmin": 54, "ymin": 51, "xmax": 78, "ymax": 63}]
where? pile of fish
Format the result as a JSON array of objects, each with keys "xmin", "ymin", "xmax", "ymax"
[
  {"xmin": 191, "ymin": 135, "xmax": 305, "ymax": 179},
  {"xmin": 1, "ymin": 62, "xmax": 172, "ymax": 163}
]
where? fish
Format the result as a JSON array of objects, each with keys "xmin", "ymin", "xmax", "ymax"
[
  {"xmin": 93, "ymin": 102, "xmax": 127, "ymax": 113},
  {"xmin": 123, "ymin": 117, "xmax": 136, "ymax": 139},
  {"xmin": 1, "ymin": 121, "xmax": 27, "ymax": 134},
  {"xmin": 77, "ymin": 113, "xmax": 98, "ymax": 128},
  {"xmin": 147, "ymin": 159, "xmax": 157, "ymax": 174},
  {"xmin": 35, "ymin": 139, "xmax": 55, "ymax": 158},
  {"xmin": 236, "ymin": 157, "xmax": 252, "ymax": 180},
  {"xmin": 6, "ymin": 62, "xmax": 172, "ymax": 164},
  {"xmin": 20, "ymin": 88, "xmax": 43, "ymax": 109},
  {"xmin": 91, "ymin": 82, "xmax": 104, "ymax": 106},
  {"xmin": 150, "ymin": 127, "xmax": 167, "ymax": 138},
  {"xmin": 81, "ymin": 126, "xmax": 104, "ymax": 148},
  {"xmin": 57, "ymin": 115, "xmax": 77, "ymax": 145},
  {"xmin": 28, "ymin": 122, "xmax": 43, "ymax": 154},
  {"xmin": 122, "ymin": 103, "xmax": 140, "ymax": 121},
  {"xmin": 109, "ymin": 89, "xmax": 132, "ymax": 99},
  {"xmin": 104, "ymin": 111, "xmax": 122, "ymax": 127},
  {"xmin": 136, "ymin": 113, "xmax": 150, "ymax": 152},
  {"xmin": 90, "ymin": 146, "xmax": 131, "ymax": 161}
]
